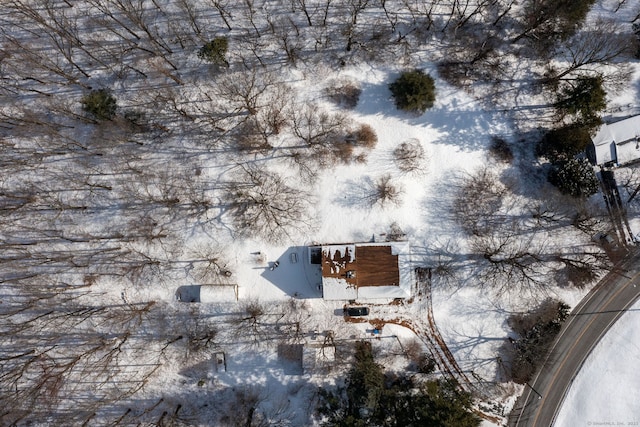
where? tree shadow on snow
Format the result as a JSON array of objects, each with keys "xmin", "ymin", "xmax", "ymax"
[
  {"xmin": 354, "ymin": 76, "xmax": 509, "ymax": 152},
  {"xmin": 332, "ymin": 176, "xmax": 378, "ymax": 209}
]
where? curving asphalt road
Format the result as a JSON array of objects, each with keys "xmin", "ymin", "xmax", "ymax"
[{"xmin": 509, "ymin": 247, "xmax": 640, "ymax": 427}]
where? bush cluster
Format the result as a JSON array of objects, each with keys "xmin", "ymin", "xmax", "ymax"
[
  {"xmin": 326, "ymin": 80, "xmax": 362, "ymax": 109},
  {"xmin": 554, "ymin": 76, "xmax": 606, "ymax": 132},
  {"xmin": 507, "ymin": 299, "xmax": 570, "ymax": 383},
  {"xmin": 536, "ymin": 124, "xmax": 592, "ymax": 163},
  {"xmin": 536, "ymin": 123, "xmax": 599, "ymax": 199}
]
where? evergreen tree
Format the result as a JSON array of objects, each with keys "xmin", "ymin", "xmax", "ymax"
[
  {"xmin": 536, "ymin": 124, "xmax": 592, "ymax": 162},
  {"xmin": 389, "ymin": 70, "xmax": 436, "ymax": 114},
  {"xmin": 81, "ymin": 89, "xmax": 117, "ymax": 121},
  {"xmin": 548, "ymin": 158, "xmax": 599, "ymax": 198},
  {"xmin": 345, "ymin": 341, "xmax": 384, "ymax": 421},
  {"xmin": 508, "ymin": 299, "xmax": 571, "ymax": 383},
  {"xmin": 317, "ymin": 342, "xmax": 480, "ymax": 427},
  {"xmin": 554, "ymin": 76, "xmax": 606, "ymax": 131},
  {"xmin": 376, "ymin": 378, "xmax": 479, "ymax": 427},
  {"xmin": 198, "ymin": 37, "xmax": 229, "ymax": 66}
]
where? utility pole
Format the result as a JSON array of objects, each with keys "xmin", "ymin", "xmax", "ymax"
[{"xmin": 525, "ymin": 381, "xmax": 543, "ymax": 400}]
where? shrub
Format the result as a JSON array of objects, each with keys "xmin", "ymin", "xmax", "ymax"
[
  {"xmin": 489, "ymin": 136, "xmax": 513, "ymax": 163},
  {"xmin": 548, "ymin": 158, "xmax": 599, "ymax": 198},
  {"xmin": 405, "ymin": 340, "xmax": 436, "ymax": 374},
  {"xmin": 198, "ymin": 37, "xmax": 229, "ymax": 65},
  {"xmin": 332, "ymin": 141, "xmax": 355, "ymax": 164},
  {"xmin": 437, "ymin": 61, "xmax": 471, "ymax": 88},
  {"xmin": 564, "ymin": 262, "xmax": 598, "ymax": 288},
  {"xmin": 394, "ymin": 139, "xmax": 425, "ymax": 172},
  {"xmin": 389, "ymin": 70, "xmax": 436, "ymax": 114},
  {"xmin": 373, "ymin": 174, "xmax": 403, "ymax": 207},
  {"xmin": 81, "ymin": 89, "xmax": 117, "ymax": 121},
  {"xmin": 351, "ymin": 123, "xmax": 378, "ymax": 148},
  {"xmin": 326, "ymin": 80, "xmax": 362, "ymax": 109}
]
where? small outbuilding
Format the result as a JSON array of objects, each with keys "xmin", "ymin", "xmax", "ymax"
[{"xmin": 175, "ymin": 284, "xmax": 238, "ymax": 303}]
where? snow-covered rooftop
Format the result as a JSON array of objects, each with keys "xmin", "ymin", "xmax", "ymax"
[
  {"xmin": 591, "ymin": 115, "xmax": 640, "ymax": 165},
  {"xmin": 592, "ymin": 115, "xmax": 640, "ymax": 146}
]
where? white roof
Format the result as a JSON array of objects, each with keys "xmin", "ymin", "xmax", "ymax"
[
  {"xmin": 592, "ymin": 115, "xmax": 640, "ymax": 146},
  {"xmin": 199, "ymin": 284, "xmax": 238, "ymax": 302},
  {"xmin": 358, "ymin": 285, "xmax": 411, "ymax": 299}
]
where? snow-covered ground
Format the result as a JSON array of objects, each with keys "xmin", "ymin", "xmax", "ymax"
[
  {"xmin": 3, "ymin": 0, "xmax": 640, "ymax": 425},
  {"xmin": 554, "ymin": 298, "xmax": 640, "ymax": 426}
]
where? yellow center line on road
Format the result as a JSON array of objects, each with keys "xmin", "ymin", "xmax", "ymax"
[{"xmin": 530, "ymin": 268, "xmax": 640, "ymax": 427}]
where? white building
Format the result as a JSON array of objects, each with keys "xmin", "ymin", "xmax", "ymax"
[
  {"xmin": 589, "ymin": 115, "xmax": 640, "ymax": 166},
  {"xmin": 309, "ymin": 242, "xmax": 413, "ymax": 301}
]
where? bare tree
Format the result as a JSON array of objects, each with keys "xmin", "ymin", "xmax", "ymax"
[
  {"xmin": 231, "ymin": 299, "xmax": 270, "ymax": 346},
  {"xmin": 544, "ymin": 18, "xmax": 634, "ymax": 85},
  {"xmin": 342, "ymin": 0, "xmax": 371, "ymax": 52},
  {"xmin": 470, "ymin": 223, "xmax": 548, "ymax": 296},
  {"xmin": 207, "ymin": 0, "xmax": 234, "ymax": 31},
  {"xmin": 224, "ymin": 165, "xmax": 313, "ymax": 243},
  {"xmin": 370, "ymin": 174, "xmax": 404, "ymax": 207},
  {"xmin": 213, "ymin": 384, "xmax": 294, "ymax": 427},
  {"xmin": 216, "ymin": 70, "xmax": 292, "ymax": 131},
  {"xmin": 617, "ymin": 165, "xmax": 640, "ymax": 205},
  {"xmin": 177, "ymin": 0, "xmax": 205, "ymax": 38},
  {"xmin": 268, "ymin": 16, "xmax": 304, "ymax": 65},
  {"xmin": 452, "ymin": 168, "xmax": 508, "ymax": 236},
  {"xmin": 290, "ymin": 103, "xmax": 353, "ymax": 166},
  {"xmin": 183, "ymin": 317, "xmax": 219, "ymax": 355},
  {"xmin": 292, "ymin": 0, "xmax": 316, "ymax": 27},
  {"xmin": 0, "ymin": 284, "xmax": 174, "ymax": 425},
  {"xmin": 278, "ymin": 298, "xmax": 312, "ymax": 343}
]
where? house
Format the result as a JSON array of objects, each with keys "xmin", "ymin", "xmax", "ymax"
[
  {"xmin": 309, "ymin": 242, "xmax": 412, "ymax": 301},
  {"xmin": 589, "ymin": 115, "xmax": 640, "ymax": 166}
]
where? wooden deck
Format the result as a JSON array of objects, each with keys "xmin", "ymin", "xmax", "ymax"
[{"xmin": 321, "ymin": 245, "xmax": 399, "ymax": 288}]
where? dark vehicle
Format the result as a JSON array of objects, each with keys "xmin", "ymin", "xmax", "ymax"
[{"xmin": 345, "ymin": 306, "xmax": 369, "ymax": 316}]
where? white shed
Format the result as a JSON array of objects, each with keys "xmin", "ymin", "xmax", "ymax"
[{"xmin": 176, "ymin": 284, "xmax": 238, "ymax": 303}]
